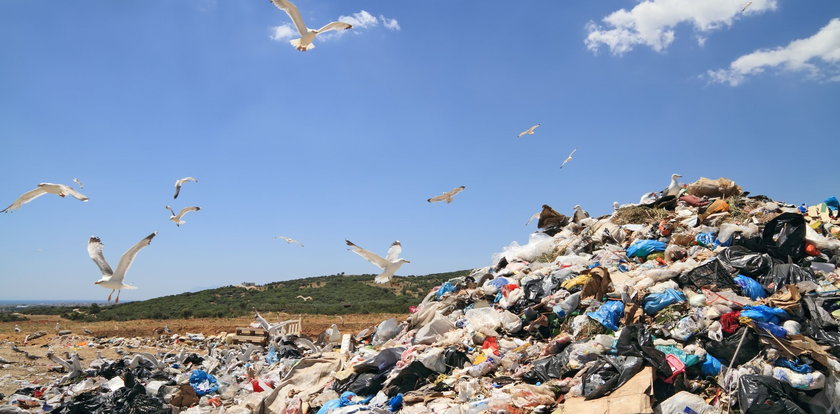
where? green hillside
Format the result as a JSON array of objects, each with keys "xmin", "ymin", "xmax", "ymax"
[{"xmin": 13, "ymin": 270, "xmax": 469, "ymax": 321}]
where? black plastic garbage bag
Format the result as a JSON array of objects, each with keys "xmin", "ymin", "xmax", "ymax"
[
  {"xmin": 382, "ymin": 360, "xmax": 437, "ymax": 397},
  {"xmin": 762, "ymin": 213, "xmax": 807, "ymax": 262},
  {"xmin": 737, "ymin": 375, "xmax": 807, "ymax": 414},
  {"xmin": 801, "ymin": 295, "xmax": 840, "ymax": 357},
  {"xmin": 442, "ymin": 347, "xmax": 470, "ymax": 374},
  {"xmin": 706, "ymin": 327, "xmax": 760, "ymax": 366},
  {"xmin": 582, "ymin": 356, "xmax": 643, "ymax": 400},
  {"xmin": 679, "ymin": 258, "xmax": 737, "ymax": 290},
  {"xmin": 54, "ymin": 372, "xmax": 169, "ymax": 414},
  {"xmin": 758, "ymin": 263, "xmax": 815, "ymax": 293},
  {"xmin": 355, "ymin": 347, "xmax": 404, "ymax": 373},
  {"xmin": 334, "ymin": 371, "xmax": 391, "ymax": 396},
  {"xmin": 183, "ymin": 354, "xmax": 204, "ymax": 365},
  {"xmin": 522, "ymin": 277, "xmax": 547, "ymax": 302},
  {"xmin": 719, "ymin": 246, "xmax": 775, "ymax": 277},
  {"xmin": 615, "ymin": 324, "xmax": 672, "ymax": 377},
  {"xmin": 522, "ymin": 348, "xmax": 573, "ymax": 384}
]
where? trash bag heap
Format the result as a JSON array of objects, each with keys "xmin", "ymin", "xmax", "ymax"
[{"xmin": 4, "ymin": 176, "xmax": 840, "ymax": 413}]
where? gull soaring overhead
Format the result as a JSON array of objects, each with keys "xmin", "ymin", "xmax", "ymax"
[
  {"xmin": 269, "ymin": 0, "xmax": 352, "ymax": 52},
  {"xmin": 345, "ymin": 240, "xmax": 410, "ymax": 284},
  {"xmin": 2, "ymin": 183, "xmax": 89, "ymax": 213},
  {"xmin": 89, "ymin": 232, "xmax": 157, "ymax": 304},
  {"xmin": 173, "ymin": 177, "xmax": 197, "ymax": 199},
  {"xmin": 517, "ymin": 124, "xmax": 541, "ymax": 138},
  {"xmin": 559, "ymin": 149, "xmax": 577, "ymax": 169},
  {"xmin": 427, "ymin": 186, "xmax": 466, "ymax": 204},
  {"xmin": 275, "ymin": 236, "xmax": 304, "ymax": 247},
  {"xmin": 166, "ymin": 205, "xmax": 201, "ymax": 227}
]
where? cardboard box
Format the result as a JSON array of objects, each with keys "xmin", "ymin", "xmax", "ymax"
[{"xmin": 553, "ymin": 367, "xmax": 654, "ymax": 414}]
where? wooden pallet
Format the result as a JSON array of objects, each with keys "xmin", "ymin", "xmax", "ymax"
[{"xmin": 233, "ymin": 327, "xmax": 269, "ymax": 345}]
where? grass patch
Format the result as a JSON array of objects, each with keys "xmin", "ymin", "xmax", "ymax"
[{"xmin": 611, "ymin": 206, "xmax": 670, "ymax": 225}]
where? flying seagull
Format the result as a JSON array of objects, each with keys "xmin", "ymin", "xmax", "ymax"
[
  {"xmin": 741, "ymin": 1, "xmax": 752, "ymax": 12},
  {"xmin": 427, "ymin": 186, "xmax": 466, "ymax": 204},
  {"xmin": 296, "ymin": 295, "xmax": 313, "ymax": 301},
  {"xmin": 173, "ymin": 177, "xmax": 197, "ymax": 199},
  {"xmin": 275, "ymin": 236, "xmax": 304, "ymax": 247},
  {"xmin": 345, "ymin": 240, "xmax": 410, "ymax": 284},
  {"xmin": 72, "ymin": 178, "xmax": 84, "ymax": 189},
  {"xmin": 2, "ymin": 183, "xmax": 89, "ymax": 213},
  {"xmin": 517, "ymin": 124, "xmax": 541, "ymax": 138},
  {"xmin": 89, "ymin": 232, "xmax": 157, "ymax": 304},
  {"xmin": 559, "ymin": 149, "xmax": 577, "ymax": 169},
  {"xmin": 165, "ymin": 205, "xmax": 201, "ymax": 227},
  {"xmin": 269, "ymin": 0, "xmax": 353, "ymax": 52}
]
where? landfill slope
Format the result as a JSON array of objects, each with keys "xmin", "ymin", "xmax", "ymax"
[{"xmin": 2, "ymin": 177, "xmax": 840, "ymax": 414}]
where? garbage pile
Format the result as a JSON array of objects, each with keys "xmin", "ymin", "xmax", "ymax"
[{"xmin": 3, "ymin": 176, "xmax": 840, "ymax": 414}]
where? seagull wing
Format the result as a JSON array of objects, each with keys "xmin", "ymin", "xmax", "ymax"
[
  {"xmin": 88, "ymin": 237, "xmax": 114, "ymax": 277},
  {"xmin": 2, "ymin": 187, "xmax": 49, "ymax": 212},
  {"xmin": 58, "ymin": 185, "xmax": 89, "ymax": 201},
  {"xmin": 346, "ymin": 240, "xmax": 389, "ymax": 269},
  {"xmin": 316, "ymin": 21, "xmax": 352, "ymax": 34},
  {"xmin": 176, "ymin": 206, "xmax": 200, "ymax": 220},
  {"xmin": 526, "ymin": 211, "xmax": 540, "ymax": 226},
  {"xmin": 375, "ymin": 262, "xmax": 403, "ymax": 284},
  {"xmin": 173, "ymin": 177, "xmax": 197, "ymax": 199},
  {"xmin": 269, "ymin": 0, "xmax": 308, "ymax": 36},
  {"xmin": 385, "ymin": 241, "xmax": 402, "ymax": 262},
  {"xmin": 113, "ymin": 232, "xmax": 157, "ymax": 282}
]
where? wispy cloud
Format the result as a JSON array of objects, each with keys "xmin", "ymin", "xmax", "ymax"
[
  {"xmin": 707, "ymin": 18, "xmax": 840, "ymax": 86},
  {"xmin": 269, "ymin": 10, "xmax": 400, "ymax": 43},
  {"xmin": 585, "ymin": 0, "xmax": 777, "ymax": 55}
]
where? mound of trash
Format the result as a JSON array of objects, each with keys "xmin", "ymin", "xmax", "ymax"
[{"xmin": 3, "ymin": 176, "xmax": 840, "ymax": 413}]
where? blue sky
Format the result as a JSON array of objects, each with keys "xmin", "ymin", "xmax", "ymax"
[{"xmin": 1, "ymin": 0, "xmax": 838, "ymax": 301}]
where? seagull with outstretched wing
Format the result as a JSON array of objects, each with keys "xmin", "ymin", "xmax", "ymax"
[
  {"xmin": 275, "ymin": 236, "xmax": 304, "ymax": 247},
  {"xmin": 89, "ymin": 232, "xmax": 157, "ymax": 303},
  {"xmin": 427, "ymin": 186, "xmax": 466, "ymax": 204},
  {"xmin": 173, "ymin": 177, "xmax": 197, "ymax": 199},
  {"xmin": 346, "ymin": 240, "xmax": 410, "ymax": 284},
  {"xmin": 559, "ymin": 149, "xmax": 576, "ymax": 169},
  {"xmin": 166, "ymin": 205, "xmax": 201, "ymax": 227},
  {"xmin": 269, "ymin": 0, "xmax": 352, "ymax": 51},
  {"xmin": 2, "ymin": 183, "xmax": 89, "ymax": 213},
  {"xmin": 517, "ymin": 124, "xmax": 541, "ymax": 138}
]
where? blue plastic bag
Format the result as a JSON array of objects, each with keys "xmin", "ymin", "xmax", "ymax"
[
  {"xmin": 317, "ymin": 392, "xmax": 359, "ymax": 414},
  {"xmin": 189, "ymin": 370, "xmax": 218, "ymax": 396},
  {"xmin": 388, "ymin": 394, "xmax": 403, "ymax": 412},
  {"xmin": 700, "ymin": 354, "xmax": 722, "ymax": 376},
  {"xmin": 642, "ymin": 289, "xmax": 686, "ymax": 315},
  {"xmin": 265, "ymin": 346, "xmax": 279, "ymax": 364},
  {"xmin": 740, "ymin": 305, "xmax": 789, "ymax": 325},
  {"xmin": 734, "ymin": 275, "xmax": 768, "ymax": 300},
  {"xmin": 755, "ymin": 321, "xmax": 787, "ymax": 338},
  {"xmin": 824, "ymin": 196, "xmax": 839, "ymax": 212},
  {"xmin": 587, "ymin": 300, "xmax": 624, "ymax": 331},
  {"xmin": 695, "ymin": 232, "xmax": 716, "ymax": 247},
  {"xmin": 436, "ymin": 282, "xmax": 456, "ymax": 299},
  {"xmin": 626, "ymin": 240, "xmax": 667, "ymax": 258},
  {"xmin": 488, "ymin": 277, "xmax": 509, "ymax": 289},
  {"xmin": 775, "ymin": 358, "xmax": 813, "ymax": 373}
]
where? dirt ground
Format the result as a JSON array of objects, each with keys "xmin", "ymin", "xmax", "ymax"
[{"xmin": 0, "ymin": 313, "xmax": 403, "ymax": 399}]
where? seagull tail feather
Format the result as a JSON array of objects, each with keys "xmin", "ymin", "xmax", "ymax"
[{"xmin": 289, "ymin": 38, "xmax": 315, "ymax": 51}]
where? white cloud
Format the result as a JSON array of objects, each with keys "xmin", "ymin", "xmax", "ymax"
[
  {"xmin": 338, "ymin": 10, "xmax": 379, "ymax": 29},
  {"xmin": 270, "ymin": 24, "xmax": 296, "ymax": 42},
  {"xmin": 380, "ymin": 15, "xmax": 401, "ymax": 31},
  {"xmin": 585, "ymin": 0, "xmax": 777, "ymax": 55},
  {"xmin": 707, "ymin": 18, "xmax": 840, "ymax": 86}
]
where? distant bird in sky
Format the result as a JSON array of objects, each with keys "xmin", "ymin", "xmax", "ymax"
[
  {"xmin": 269, "ymin": 0, "xmax": 352, "ymax": 52},
  {"xmin": 427, "ymin": 186, "xmax": 466, "ymax": 204},
  {"xmin": 173, "ymin": 177, "xmax": 197, "ymax": 199},
  {"xmin": 663, "ymin": 173, "xmax": 683, "ymax": 197},
  {"xmin": 741, "ymin": 1, "xmax": 752, "ymax": 12},
  {"xmin": 525, "ymin": 211, "xmax": 540, "ymax": 226},
  {"xmin": 89, "ymin": 232, "xmax": 157, "ymax": 304},
  {"xmin": 72, "ymin": 178, "xmax": 84, "ymax": 189},
  {"xmin": 296, "ymin": 295, "xmax": 313, "ymax": 301},
  {"xmin": 275, "ymin": 236, "xmax": 304, "ymax": 247},
  {"xmin": 559, "ymin": 149, "xmax": 577, "ymax": 169},
  {"xmin": 572, "ymin": 205, "xmax": 590, "ymax": 223},
  {"xmin": 2, "ymin": 183, "xmax": 89, "ymax": 213},
  {"xmin": 345, "ymin": 240, "xmax": 410, "ymax": 284},
  {"xmin": 517, "ymin": 123, "xmax": 541, "ymax": 138},
  {"xmin": 165, "ymin": 205, "xmax": 201, "ymax": 227}
]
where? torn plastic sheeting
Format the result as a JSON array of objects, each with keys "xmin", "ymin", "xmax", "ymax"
[
  {"xmin": 642, "ymin": 289, "xmax": 686, "ymax": 315},
  {"xmin": 522, "ymin": 349, "xmax": 573, "ymax": 384},
  {"xmin": 372, "ymin": 318, "xmax": 401, "ymax": 346},
  {"xmin": 734, "ymin": 275, "xmax": 768, "ymax": 300},
  {"xmin": 413, "ymin": 318, "xmax": 454, "ymax": 345},
  {"xmin": 720, "ymin": 246, "xmax": 775, "ymax": 277},
  {"xmin": 435, "ymin": 282, "xmax": 456, "ymax": 299},
  {"xmin": 587, "ymin": 300, "xmax": 624, "ymax": 331},
  {"xmin": 737, "ymin": 375, "xmax": 808, "ymax": 414},
  {"xmin": 762, "ymin": 212, "xmax": 807, "ymax": 262},
  {"xmin": 772, "ymin": 367, "xmax": 826, "ymax": 390},
  {"xmin": 582, "ymin": 355, "xmax": 643, "ymax": 400},
  {"xmin": 188, "ymin": 370, "xmax": 218, "ymax": 396},
  {"xmin": 493, "ymin": 233, "xmax": 557, "ymax": 263},
  {"xmin": 382, "ymin": 360, "xmax": 437, "ymax": 397},
  {"xmin": 758, "ymin": 263, "xmax": 815, "ymax": 293},
  {"xmin": 354, "ymin": 347, "xmax": 403, "ymax": 374},
  {"xmin": 626, "ymin": 240, "xmax": 667, "ymax": 258}
]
